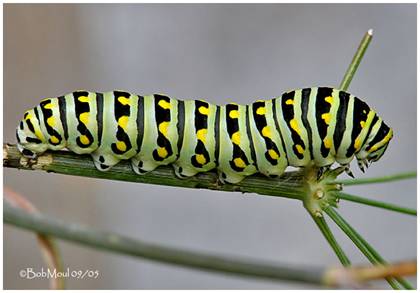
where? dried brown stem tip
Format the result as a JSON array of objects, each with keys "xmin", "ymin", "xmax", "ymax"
[{"xmin": 324, "ymin": 261, "xmax": 417, "ymax": 288}]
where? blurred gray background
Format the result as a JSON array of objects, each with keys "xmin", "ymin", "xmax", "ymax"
[{"xmin": 4, "ymin": 4, "xmax": 416, "ymax": 289}]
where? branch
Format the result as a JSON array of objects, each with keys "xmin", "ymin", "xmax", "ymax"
[
  {"xmin": 0, "ymin": 201, "xmax": 334, "ymax": 286},
  {"xmin": 339, "ymin": 192, "xmax": 416, "ymax": 216},
  {"xmin": 310, "ymin": 214, "xmax": 351, "ymax": 266},
  {"xmin": 3, "ymin": 143, "xmax": 305, "ymax": 201},
  {"xmin": 339, "ymin": 29, "xmax": 373, "ymax": 91},
  {"xmin": 4, "ymin": 202, "xmax": 415, "ymax": 288},
  {"xmin": 334, "ymin": 171, "xmax": 416, "ymax": 186}
]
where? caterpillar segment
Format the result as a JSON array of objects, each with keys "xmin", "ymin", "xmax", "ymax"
[
  {"xmin": 16, "ymin": 87, "xmax": 393, "ymax": 184},
  {"xmin": 249, "ymin": 99, "xmax": 288, "ymax": 178},
  {"xmin": 173, "ymin": 100, "xmax": 218, "ymax": 178}
]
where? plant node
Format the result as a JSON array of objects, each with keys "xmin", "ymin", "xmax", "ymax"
[{"xmin": 302, "ymin": 166, "xmax": 343, "ymax": 216}]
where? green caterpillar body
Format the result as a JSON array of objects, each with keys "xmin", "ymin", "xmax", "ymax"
[{"xmin": 16, "ymin": 87, "xmax": 393, "ymax": 183}]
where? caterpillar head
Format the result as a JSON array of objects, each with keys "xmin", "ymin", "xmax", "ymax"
[
  {"xmin": 356, "ymin": 119, "xmax": 393, "ymax": 171},
  {"xmin": 16, "ymin": 108, "xmax": 49, "ymax": 158}
]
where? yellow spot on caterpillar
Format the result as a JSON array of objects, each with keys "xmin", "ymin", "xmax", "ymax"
[
  {"xmin": 26, "ymin": 118, "xmax": 45, "ymax": 140},
  {"xmin": 360, "ymin": 121, "xmax": 365, "ymax": 128},
  {"xmin": 158, "ymin": 121, "xmax": 169, "ymax": 136},
  {"xmin": 195, "ymin": 154, "xmax": 207, "ymax": 165},
  {"xmin": 383, "ymin": 130, "xmax": 393, "ymax": 143},
  {"xmin": 44, "ymin": 103, "xmax": 54, "ymax": 109},
  {"xmin": 262, "ymin": 126, "xmax": 272, "ymax": 138},
  {"xmin": 370, "ymin": 130, "xmax": 393, "ymax": 152},
  {"xmin": 321, "ymin": 113, "xmax": 331, "ymax": 125},
  {"xmin": 79, "ymin": 112, "xmax": 90, "ymax": 125},
  {"xmin": 50, "ymin": 136, "xmax": 59, "ymax": 144},
  {"xmin": 229, "ymin": 110, "xmax": 239, "ymax": 119},
  {"xmin": 295, "ymin": 144, "xmax": 304, "ymax": 154},
  {"xmin": 34, "ymin": 127, "xmax": 44, "ymax": 140},
  {"xmin": 118, "ymin": 116, "xmax": 129, "ymax": 131},
  {"xmin": 36, "ymin": 132, "xmax": 44, "ymax": 140},
  {"xmin": 78, "ymin": 96, "xmax": 90, "ymax": 103},
  {"xmin": 116, "ymin": 141, "xmax": 127, "ymax": 152},
  {"xmin": 47, "ymin": 116, "xmax": 56, "ymax": 127},
  {"xmin": 231, "ymin": 132, "xmax": 241, "ymax": 145},
  {"xmin": 354, "ymin": 137, "xmax": 361, "ymax": 150},
  {"xmin": 198, "ymin": 106, "xmax": 209, "ymax": 115},
  {"xmin": 196, "ymin": 129, "xmax": 207, "ymax": 143},
  {"xmin": 233, "ymin": 157, "xmax": 246, "ymax": 168},
  {"xmin": 79, "ymin": 135, "xmax": 90, "ymax": 145},
  {"xmin": 256, "ymin": 107, "xmax": 266, "ymax": 115},
  {"xmin": 157, "ymin": 147, "xmax": 168, "ymax": 158},
  {"xmin": 289, "ymin": 118, "xmax": 301, "ymax": 135},
  {"xmin": 286, "ymin": 99, "xmax": 294, "ymax": 105},
  {"xmin": 268, "ymin": 149, "xmax": 279, "ymax": 160},
  {"xmin": 118, "ymin": 96, "xmax": 131, "ymax": 105},
  {"xmin": 368, "ymin": 129, "xmax": 393, "ymax": 153},
  {"xmin": 325, "ymin": 96, "xmax": 333, "ymax": 104},
  {"xmin": 158, "ymin": 99, "xmax": 171, "ymax": 109},
  {"xmin": 324, "ymin": 137, "xmax": 332, "ymax": 149},
  {"xmin": 363, "ymin": 109, "xmax": 367, "ymax": 114},
  {"xmin": 26, "ymin": 113, "xmax": 33, "ymax": 121}
]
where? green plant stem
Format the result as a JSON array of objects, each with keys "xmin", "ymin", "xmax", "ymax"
[
  {"xmin": 2, "ymin": 201, "xmax": 334, "ymax": 286},
  {"xmin": 310, "ymin": 214, "xmax": 351, "ymax": 266},
  {"xmin": 339, "ymin": 29, "xmax": 373, "ymax": 91},
  {"xmin": 339, "ymin": 192, "xmax": 416, "ymax": 216},
  {"xmin": 325, "ymin": 207, "xmax": 413, "ymax": 289},
  {"xmin": 3, "ymin": 144, "xmax": 305, "ymax": 201},
  {"xmin": 335, "ymin": 171, "xmax": 416, "ymax": 186}
]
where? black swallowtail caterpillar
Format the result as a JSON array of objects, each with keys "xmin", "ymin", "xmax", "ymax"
[{"xmin": 16, "ymin": 87, "xmax": 393, "ymax": 183}]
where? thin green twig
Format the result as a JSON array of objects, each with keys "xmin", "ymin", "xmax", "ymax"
[
  {"xmin": 339, "ymin": 29, "xmax": 373, "ymax": 91},
  {"xmin": 339, "ymin": 192, "xmax": 416, "ymax": 216},
  {"xmin": 325, "ymin": 207, "xmax": 413, "ymax": 289},
  {"xmin": 310, "ymin": 214, "xmax": 351, "ymax": 266},
  {"xmin": 335, "ymin": 171, "xmax": 416, "ymax": 186}
]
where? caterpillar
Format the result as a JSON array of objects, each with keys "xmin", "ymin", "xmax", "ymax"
[{"xmin": 16, "ymin": 87, "xmax": 393, "ymax": 183}]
